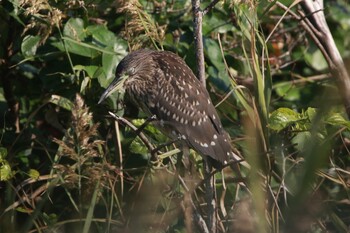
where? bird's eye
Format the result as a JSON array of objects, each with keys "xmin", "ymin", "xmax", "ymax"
[{"xmin": 127, "ymin": 67, "xmax": 135, "ymax": 75}]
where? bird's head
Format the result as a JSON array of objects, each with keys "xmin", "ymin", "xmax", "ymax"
[{"xmin": 98, "ymin": 49, "xmax": 153, "ymax": 104}]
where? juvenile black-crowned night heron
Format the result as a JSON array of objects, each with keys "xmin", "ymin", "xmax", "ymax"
[{"xmin": 98, "ymin": 49, "xmax": 237, "ymax": 168}]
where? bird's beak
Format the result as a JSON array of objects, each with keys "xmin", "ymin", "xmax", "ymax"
[{"xmin": 98, "ymin": 73, "xmax": 128, "ymax": 104}]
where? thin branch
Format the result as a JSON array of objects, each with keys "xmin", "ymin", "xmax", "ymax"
[
  {"xmin": 191, "ymin": 0, "xmax": 206, "ymax": 87},
  {"xmin": 299, "ymin": 0, "xmax": 350, "ymax": 116},
  {"xmin": 114, "ymin": 120, "xmax": 124, "ymax": 199},
  {"xmin": 277, "ymin": 1, "xmax": 350, "ymax": 117},
  {"xmin": 108, "ymin": 112, "xmax": 157, "ymax": 160},
  {"xmin": 191, "ymin": 0, "xmax": 217, "ymax": 231},
  {"xmin": 202, "ymin": 0, "xmax": 221, "ymax": 15}
]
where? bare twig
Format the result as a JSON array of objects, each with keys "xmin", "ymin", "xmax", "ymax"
[
  {"xmin": 134, "ymin": 114, "xmax": 157, "ymax": 135},
  {"xmin": 191, "ymin": 0, "xmax": 206, "ymax": 87},
  {"xmin": 202, "ymin": 0, "xmax": 221, "ymax": 15},
  {"xmin": 191, "ymin": 0, "xmax": 217, "ymax": 231},
  {"xmin": 108, "ymin": 112, "xmax": 157, "ymax": 160}
]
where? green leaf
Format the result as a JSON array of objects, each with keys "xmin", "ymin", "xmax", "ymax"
[
  {"xmin": 48, "ymin": 95, "xmax": 74, "ymax": 111},
  {"xmin": 291, "ymin": 131, "xmax": 312, "ymax": 156},
  {"xmin": 0, "ymin": 147, "xmax": 7, "ymax": 159},
  {"xmin": 203, "ymin": 12, "xmax": 235, "ymax": 34},
  {"xmin": 0, "ymin": 159, "xmax": 13, "ymax": 181},
  {"xmin": 21, "ymin": 35, "xmax": 41, "ymax": 58},
  {"xmin": 131, "ymin": 119, "xmax": 167, "ymax": 142},
  {"xmin": 274, "ymin": 82, "xmax": 301, "ymax": 101},
  {"xmin": 129, "ymin": 137, "xmax": 149, "ymax": 158},
  {"xmin": 28, "ymin": 169, "xmax": 40, "ymax": 180},
  {"xmin": 87, "ymin": 25, "xmax": 116, "ymax": 47},
  {"xmin": 16, "ymin": 207, "xmax": 33, "ymax": 214},
  {"xmin": 60, "ymin": 37, "xmax": 100, "ymax": 58},
  {"xmin": 83, "ymin": 180, "xmax": 100, "ymax": 233},
  {"xmin": 305, "ymin": 47, "xmax": 328, "ymax": 71},
  {"xmin": 269, "ymin": 107, "xmax": 300, "ymax": 131},
  {"xmin": 325, "ymin": 112, "xmax": 350, "ymax": 130},
  {"xmin": 42, "ymin": 213, "xmax": 58, "ymax": 226},
  {"xmin": 52, "ymin": 18, "xmax": 100, "ymax": 58},
  {"xmin": 80, "ymin": 76, "xmax": 90, "ymax": 94},
  {"xmin": 100, "ymin": 39, "xmax": 127, "ymax": 87},
  {"xmin": 204, "ymin": 38, "xmax": 224, "ymax": 70},
  {"xmin": 63, "ymin": 18, "xmax": 86, "ymax": 40}
]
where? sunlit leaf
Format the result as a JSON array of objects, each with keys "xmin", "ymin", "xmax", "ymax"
[
  {"xmin": 0, "ymin": 159, "xmax": 13, "ymax": 181},
  {"xmin": 325, "ymin": 112, "xmax": 350, "ymax": 130},
  {"xmin": 28, "ymin": 169, "xmax": 40, "ymax": 180},
  {"xmin": 0, "ymin": 147, "xmax": 7, "ymax": 159},
  {"xmin": 204, "ymin": 38, "xmax": 224, "ymax": 70},
  {"xmin": 16, "ymin": 207, "xmax": 33, "ymax": 214},
  {"xmin": 129, "ymin": 137, "xmax": 149, "ymax": 158},
  {"xmin": 49, "ymin": 95, "xmax": 74, "ymax": 111},
  {"xmin": 63, "ymin": 18, "xmax": 86, "ymax": 40},
  {"xmin": 305, "ymin": 47, "xmax": 328, "ymax": 71},
  {"xmin": 269, "ymin": 107, "xmax": 300, "ymax": 131},
  {"xmin": 21, "ymin": 35, "xmax": 41, "ymax": 58},
  {"xmin": 274, "ymin": 82, "xmax": 301, "ymax": 101}
]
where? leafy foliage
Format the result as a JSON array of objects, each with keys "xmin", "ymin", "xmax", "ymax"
[{"xmin": 1, "ymin": 0, "xmax": 350, "ymax": 232}]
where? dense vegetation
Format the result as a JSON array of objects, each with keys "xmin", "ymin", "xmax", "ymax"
[{"xmin": 1, "ymin": 0, "xmax": 350, "ymax": 232}]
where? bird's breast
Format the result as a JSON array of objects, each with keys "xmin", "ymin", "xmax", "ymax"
[{"xmin": 125, "ymin": 76, "xmax": 159, "ymax": 115}]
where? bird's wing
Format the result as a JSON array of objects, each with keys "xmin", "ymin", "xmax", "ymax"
[{"xmin": 148, "ymin": 51, "xmax": 232, "ymax": 164}]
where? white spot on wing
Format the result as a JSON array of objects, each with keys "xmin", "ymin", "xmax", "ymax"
[
  {"xmin": 213, "ymin": 134, "xmax": 218, "ymax": 139},
  {"xmin": 210, "ymin": 141, "xmax": 216, "ymax": 146}
]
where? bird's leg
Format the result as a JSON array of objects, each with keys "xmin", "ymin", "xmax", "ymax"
[
  {"xmin": 183, "ymin": 147, "xmax": 197, "ymax": 177},
  {"xmin": 181, "ymin": 146, "xmax": 191, "ymax": 173},
  {"xmin": 134, "ymin": 115, "xmax": 157, "ymax": 136},
  {"xmin": 203, "ymin": 160, "xmax": 217, "ymax": 233}
]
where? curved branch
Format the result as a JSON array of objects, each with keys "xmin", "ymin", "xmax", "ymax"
[{"xmin": 277, "ymin": 1, "xmax": 350, "ymax": 117}]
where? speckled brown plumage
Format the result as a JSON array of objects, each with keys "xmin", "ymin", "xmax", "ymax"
[{"xmin": 99, "ymin": 49, "xmax": 236, "ymax": 167}]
